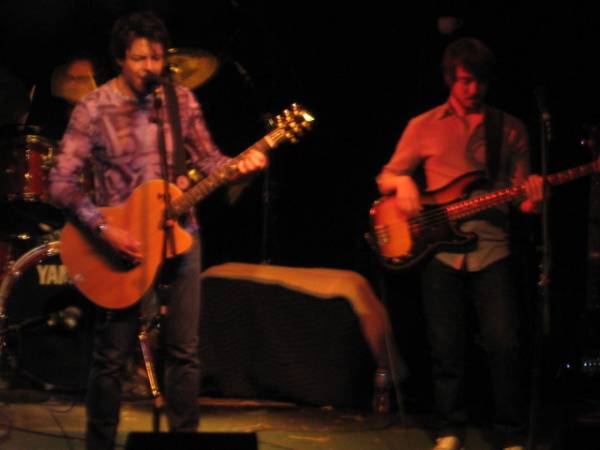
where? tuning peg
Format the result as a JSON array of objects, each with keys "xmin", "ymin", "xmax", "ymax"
[
  {"xmin": 292, "ymin": 125, "xmax": 302, "ymax": 135},
  {"xmin": 285, "ymin": 131, "xmax": 298, "ymax": 144},
  {"xmin": 269, "ymin": 103, "xmax": 315, "ymax": 145}
]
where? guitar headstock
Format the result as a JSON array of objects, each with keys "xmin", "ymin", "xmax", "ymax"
[{"xmin": 270, "ymin": 103, "xmax": 315, "ymax": 144}]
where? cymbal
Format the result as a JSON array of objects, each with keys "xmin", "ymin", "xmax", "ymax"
[
  {"xmin": 166, "ymin": 48, "xmax": 219, "ymax": 90},
  {"xmin": 51, "ymin": 59, "xmax": 97, "ymax": 104},
  {"xmin": 0, "ymin": 67, "xmax": 30, "ymax": 126}
]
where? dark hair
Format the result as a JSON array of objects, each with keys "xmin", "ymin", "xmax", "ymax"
[
  {"xmin": 109, "ymin": 11, "xmax": 170, "ymax": 61},
  {"xmin": 442, "ymin": 37, "xmax": 495, "ymax": 85}
]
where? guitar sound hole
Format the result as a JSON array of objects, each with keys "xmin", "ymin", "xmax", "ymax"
[{"xmin": 116, "ymin": 252, "xmax": 140, "ymax": 270}]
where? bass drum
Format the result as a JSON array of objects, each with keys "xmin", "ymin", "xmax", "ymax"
[{"xmin": 0, "ymin": 241, "xmax": 94, "ymax": 391}]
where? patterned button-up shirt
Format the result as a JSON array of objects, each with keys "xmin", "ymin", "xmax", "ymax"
[
  {"xmin": 49, "ymin": 79, "xmax": 230, "ymax": 229},
  {"xmin": 377, "ymin": 102, "xmax": 531, "ymax": 271}
]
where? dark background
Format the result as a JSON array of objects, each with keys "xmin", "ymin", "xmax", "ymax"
[
  {"xmin": 2, "ymin": 0, "xmax": 600, "ymax": 415},
  {"xmin": 1, "ymin": 1, "xmax": 598, "ymax": 268}
]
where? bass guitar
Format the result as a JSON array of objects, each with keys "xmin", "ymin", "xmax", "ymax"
[
  {"xmin": 368, "ymin": 159, "xmax": 600, "ymax": 270},
  {"xmin": 60, "ymin": 104, "xmax": 314, "ymax": 309}
]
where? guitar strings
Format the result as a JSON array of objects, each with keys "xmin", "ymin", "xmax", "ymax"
[
  {"xmin": 406, "ymin": 187, "xmax": 524, "ymax": 231},
  {"xmin": 398, "ymin": 161, "xmax": 595, "ymax": 233}
]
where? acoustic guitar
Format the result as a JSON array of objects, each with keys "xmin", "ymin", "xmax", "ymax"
[{"xmin": 60, "ymin": 104, "xmax": 314, "ymax": 309}]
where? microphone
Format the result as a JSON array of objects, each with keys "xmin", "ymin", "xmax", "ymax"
[
  {"xmin": 143, "ymin": 73, "xmax": 172, "ymax": 92},
  {"xmin": 47, "ymin": 306, "xmax": 83, "ymax": 330}
]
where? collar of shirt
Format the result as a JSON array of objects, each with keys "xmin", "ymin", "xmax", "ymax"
[
  {"xmin": 110, "ymin": 78, "xmax": 155, "ymax": 107},
  {"xmin": 435, "ymin": 101, "xmax": 490, "ymax": 121}
]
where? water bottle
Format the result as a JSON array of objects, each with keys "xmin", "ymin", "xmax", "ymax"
[{"xmin": 372, "ymin": 368, "xmax": 391, "ymax": 413}]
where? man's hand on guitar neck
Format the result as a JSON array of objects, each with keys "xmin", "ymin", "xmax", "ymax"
[
  {"xmin": 519, "ymin": 174, "xmax": 545, "ymax": 214},
  {"xmin": 377, "ymin": 174, "xmax": 422, "ymax": 217},
  {"xmin": 236, "ymin": 149, "xmax": 268, "ymax": 175},
  {"xmin": 96, "ymin": 220, "xmax": 143, "ymax": 261},
  {"xmin": 89, "ymin": 150, "xmax": 266, "ymax": 265}
]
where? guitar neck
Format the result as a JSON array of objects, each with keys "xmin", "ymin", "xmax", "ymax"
[
  {"xmin": 170, "ymin": 127, "xmax": 287, "ymax": 217},
  {"xmin": 446, "ymin": 159, "xmax": 598, "ymax": 221}
]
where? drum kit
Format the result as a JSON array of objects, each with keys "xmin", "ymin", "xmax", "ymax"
[{"xmin": 0, "ymin": 48, "xmax": 219, "ymax": 392}]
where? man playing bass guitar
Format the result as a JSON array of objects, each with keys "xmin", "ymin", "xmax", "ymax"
[{"xmin": 376, "ymin": 38, "xmax": 543, "ymax": 450}]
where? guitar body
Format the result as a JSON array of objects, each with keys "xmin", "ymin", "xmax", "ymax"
[
  {"xmin": 369, "ymin": 172, "xmax": 483, "ymax": 269},
  {"xmin": 370, "ymin": 158, "xmax": 600, "ymax": 270},
  {"xmin": 58, "ymin": 103, "xmax": 314, "ymax": 309},
  {"xmin": 60, "ymin": 179, "xmax": 193, "ymax": 309}
]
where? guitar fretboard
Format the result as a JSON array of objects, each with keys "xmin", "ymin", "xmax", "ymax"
[
  {"xmin": 170, "ymin": 128, "xmax": 287, "ymax": 217},
  {"xmin": 446, "ymin": 159, "xmax": 599, "ymax": 221}
]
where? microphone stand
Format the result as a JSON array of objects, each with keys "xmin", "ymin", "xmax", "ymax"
[
  {"xmin": 220, "ymin": 45, "xmax": 273, "ymax": 263},
  {"xmin": 230, "ymin": 56, "xmax": 273, "ymax": 264},
  {"xmin": 260, "ymin": 164, "xmax": 272, "ymax": 263},
  {"xmin": 148, "ymin": 84, "xmax": 176, "ymax": 431},
  {"xmin": 528, "ymin": 90, "xmax": 552, "ymax": 450}
]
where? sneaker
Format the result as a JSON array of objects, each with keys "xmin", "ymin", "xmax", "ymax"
[{"xmin": 432, "ymin": 435, "xmax": 462, "ymax": 450}]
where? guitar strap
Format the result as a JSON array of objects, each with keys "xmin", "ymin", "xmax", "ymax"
[
  {"xmin": 163, "ymin": 82, "xmax": 189, "ymax": 189},
  {"xmin": 485, "ymin": 107, "xmax": 504, "ymax": 183}
]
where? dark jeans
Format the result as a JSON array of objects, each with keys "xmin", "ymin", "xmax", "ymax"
[
  {"xmin": 421, "ymin": 256, "xmax": 526, "ymax": 448},
  {"xmin": 85, "ymin": 239, "xmax": 201, "ymax": 450}
]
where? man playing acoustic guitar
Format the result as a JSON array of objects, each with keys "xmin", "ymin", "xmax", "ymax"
[
  {"xmin": 49, "ymin": 11, "xmax": 266, "ymax": 450},
  {"xmin": 377, "ymin": 38, "xmax": 543, "ymax": 450}
]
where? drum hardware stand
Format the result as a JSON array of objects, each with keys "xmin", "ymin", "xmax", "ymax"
[
  {"xmin": 0, "ymin": 310, "xmax": 27, "ymax": 384},
  {"xmin": 138, "ymin": 318, "xmax": 165, "ymax": 414},
  {"xmin": 0, "ymin": 317, "xmax": 17, "ymax": 391},
  {"xmin": 0, "ymin": 313, "xmax": 9, "ymax": 372},
  {"xmin": 0, "ymin": 308, "xmax": 74, "ymax": 385},
  {"xmin": 0, "ymin": 254, "xmax": 20, "ymax": 371},
  {"xmin": 0, "ymin": 313, "xmax": 55, "ymax": 376}
]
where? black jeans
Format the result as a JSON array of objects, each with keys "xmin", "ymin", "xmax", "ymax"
[
  {"xmin": 85, "ymin": 239, "xmax": 201, "ymax": 450},
  {"xmin": 421, "ymin": 256, "xmax": 526, "ymax": 447}
]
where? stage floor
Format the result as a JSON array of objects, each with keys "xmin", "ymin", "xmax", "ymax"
[{"xmin": 0, "ymin": 388, "xmax": 567, "ymax": 450}]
